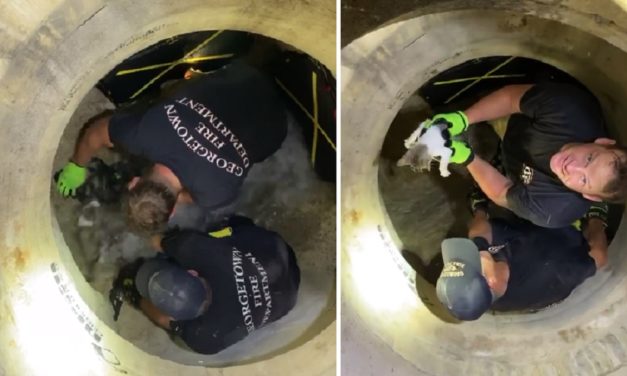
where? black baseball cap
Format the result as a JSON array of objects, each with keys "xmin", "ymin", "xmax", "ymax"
[
  {"xmin": 436, "ymin": 238, "xmax": 494, "ymax": 321},
  {"xmin": 135, "ymin": 258, "xmax": 209, "ymax": 320}
]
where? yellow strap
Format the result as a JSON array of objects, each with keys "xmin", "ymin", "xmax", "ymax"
[
  {"xmin": 208, "ymin": 226, "xmax": 233, "ymax": 238},
  {"xmin": 129, "ymin": 30, "xmax": 225, "ymax": 100},
  {"xmin": 433, "ymin": 74, "xmax": 525, "ymax": 86},
  {"xmin": 275, "ymin": 78, "xmax": 336, "ymax": 151},
  {"xmin": 311, "ymin": 71, "xmax": 319, "ymax": 167},
  {"xmin": 445, "ymin": 56, "xmax": 516, "ymax": 104},
  {"xmin": 115, "ymin": 54, "xmax": 234, "ymax": 76}
]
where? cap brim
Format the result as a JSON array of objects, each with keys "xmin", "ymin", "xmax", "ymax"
[
  {"xmin": 441, "ymin": 238, "xmax": 482, "ymax": 273},
  {"xmin": 135, "ymin": 258, "xmax": 172, "ymax": 299}
]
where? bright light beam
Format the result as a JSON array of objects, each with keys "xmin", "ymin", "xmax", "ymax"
[
  {"xmin": 349, "ymin": 226, "xmax": 419, "ymax": 313},
  {"xmin": 12, "ymin": 268, "xmax": 106, "ymax": 376}
]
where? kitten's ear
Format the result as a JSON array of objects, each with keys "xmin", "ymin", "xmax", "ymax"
[
  {"xmin": 397, "ymin": 154, "xmax": 410, "ymax": 167},
  {"xmin": 397, "ymin": 148, "xmax": 415, "ymax": 167}
]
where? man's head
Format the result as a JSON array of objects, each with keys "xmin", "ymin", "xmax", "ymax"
[
  {"xmin": 436, "ymin": 238, "xmax": 508, "ymax": 321},
  {"xmin": 550, "ymin": 138, "xmax": 627, "ymax": 202},
  {"xmin": 135, "ymin": 258, "xmax": 211, "ymax": 320},
  {"xmin": 126, "ymin": 176, "xmax": 177, "ymax": 235}
]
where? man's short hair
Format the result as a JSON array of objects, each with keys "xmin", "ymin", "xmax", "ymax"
[
  {"xmin": 602, "ymin": 145, "xmax": 627, "ymax": 203},
  {"xmin": 126, "ymin": 179, "xmax": 176, "ymax": 235}
]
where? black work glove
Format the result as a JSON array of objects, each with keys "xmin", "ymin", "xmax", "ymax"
[
  {"xmin": 109, "ymin": 258, "xmax": 145, "ymax": 320},
  {"xmin": 584, "ymin": 202, "xmax": 608, "ymax": 228},
  {"xmin": 227, "ymin": 215, "xmax": 254, "ymax": 228},
  {"xmin": 433, "ymin": 119, "xmax": 475, "ymax": 166},
  {"xmin": 118, "ymin": 258, "xmax": 145, "ymax": 306}
]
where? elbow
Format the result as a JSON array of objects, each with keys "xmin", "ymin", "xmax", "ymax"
[
  {"xmin": 85, "ymin": 127, "xmax": 108, "ymax": 150},
  {"xmin": 486, "ymin": 184, "xmax": 511, "ymax": 209},
  {"xmin": 505, "ymin": 84, "xmax": 533, "ymax": 113},
  {"xmin": 85, "ymin": 115, "xmax": 113, "ymax": 149},
  {"xmin": 81, "ymin": 128, "xmax": 101, "ymax": 153}
]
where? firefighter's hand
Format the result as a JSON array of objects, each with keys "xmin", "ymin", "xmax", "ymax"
[{"xmin": 56, "ymin": 161, "xmax": 87, "ymax": 197}]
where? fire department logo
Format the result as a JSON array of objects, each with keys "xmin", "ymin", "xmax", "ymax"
[
  {"xmin": 441, "ymin": 261, "xmax": 465, "ymax": 278},
  {"xmin": 520, "ymin": 163, "xmax": 534, "ymax": 185},
  {"xmin": 488, "ymin": 244, "xmax": 506, "ymax": 254}
]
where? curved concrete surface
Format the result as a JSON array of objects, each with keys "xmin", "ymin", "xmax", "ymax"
[
  {"xmin": 342, "ymin": 1, "xmax": 627, "ymax": 375},
  {"xmin": 0, "ymin": 1, "xmax": 335, "ymax": 375}
]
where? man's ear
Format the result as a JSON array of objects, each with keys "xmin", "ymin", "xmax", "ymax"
[
  {"xmin": 595, "ymin": 137, "xmax": 616, "ymax": 146},
  {"xmin": 169, "ymin": 200, "xmax": 177, "ymax": 219},
  {"xmin": 485, "ymin": 276, "xmax": 498, "ymax": 290},
  {"xmin": 127, "ymin": 176, "xmax": 140, "ymax": 190},
  {"xmin": 583, "ymin": 193, "xmax": 603, "ymax": 202}
]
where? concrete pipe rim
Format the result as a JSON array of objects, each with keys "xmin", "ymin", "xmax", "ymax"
[
  {"xmin": 0, "ymin": 1, "xmax": 335, "ymax": 375},
  {"xmin": 343, "ymin": 4, "xmax": 627, "ymax": 375}
]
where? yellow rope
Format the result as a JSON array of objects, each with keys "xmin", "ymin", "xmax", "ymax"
[
  {"xmin": 129, "ymin": 30, "xmax": 225, "ymax": 100},
  {"xmin": 115, "ymin": 54, "xmax": 234, "ymax": 76},
  {"xmin": 445, "ymin": 56, "xmax": 516, "ymax": 104},
  {"xmin": 311, "ymin": 71, "xmax": 319, "ymax": 166},
  {"xmin": 275, "ymin": 78, "xmax": 336, "ymax": 151},
  {"xmin": 434, "ymin": 73, "xmax": 525, "ymax": 85}
]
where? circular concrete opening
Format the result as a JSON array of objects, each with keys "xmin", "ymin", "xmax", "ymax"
[
  {"xmin": 51, "ymin": 31, "xmax": 335, "ymax": 367},
  {"xmin": 0, "ymin": 2, "xmax": 334, "ymax": 375},
  {"xmin": 343, "ymin": 4, "xmax": 627, "ymax": 375},
  {"xmin": 379, "ymin": 55, "xmax": 624, "ymax": 320}
]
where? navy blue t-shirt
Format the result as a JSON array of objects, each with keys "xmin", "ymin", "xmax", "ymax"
[
  {"xmin": 487, "ymin": 218, "xmax": 596, "ymax": 311},
  {"xmin": 161, "ymin": 222, "xmax": 300, "ymax": 354},
  {"xmin": 108, "ymin": 61, "xmax": 287, "ymax": 209},
  {"xmin": 502, "ymin": 82, "xmax": 606, "ymax": 228}
]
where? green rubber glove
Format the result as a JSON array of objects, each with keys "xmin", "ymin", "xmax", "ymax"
[
  {"xmin": 449, "ymin": 140, "xmax": 474, "ymax": 165},
  {"xmin": 430, "ymin": 111, "xmax": 469, "ymax": 136},
  {"xmin": 56, "ymin": 161, "xmax": 87, "ymax": 197}
]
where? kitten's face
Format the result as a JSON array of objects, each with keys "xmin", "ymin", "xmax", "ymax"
[
  {"xmin": 397, "ymin": 144, "xmax": 429, "ymax": 170},
  {"xmin": 397, "ymin": 126, "xmax": 448, "ymax": 170}
]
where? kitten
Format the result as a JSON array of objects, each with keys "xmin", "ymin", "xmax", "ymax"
[{"xmin": 397, "ymin": 120, "xmax": 452, "ymax": 177}]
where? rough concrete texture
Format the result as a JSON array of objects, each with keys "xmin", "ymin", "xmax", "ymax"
[
  {"xmin": 0, "ymin": 1, "xmax": 335, "ymax": 375},
  {"xmin": 341, "ymin": 302, "xmax": 424, "ymax": 376},
  {"xmin": 342, "ymin": 1, "xmax": 627, "ymax": 375},
  {"xmin": 341, "ymin": 0, "xmax": 627, "ymax": 47}
]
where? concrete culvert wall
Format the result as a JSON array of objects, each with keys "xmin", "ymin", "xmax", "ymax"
[
  {"xmin": 342, "ymin": 1, "xmax": 627, "ymax": 375},
  {"xmin": 0, "ymin": 1, "xmax": 335, "ymax": 376}
]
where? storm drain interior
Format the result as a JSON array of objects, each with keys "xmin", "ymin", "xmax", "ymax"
[
  {"xmin": 378, "ymin": 56, "xmax": 623, "ymax": 318},
  {"xmin": 340, "ymin": 7, "xmax": 627, "ymax": 374},
  {"xmin": 51, "ymin": 30, "xmax": 336, "ymax": 366}
]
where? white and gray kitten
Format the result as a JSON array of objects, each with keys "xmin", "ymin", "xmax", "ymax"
[{"xmin": 397, "ymin": 120, "xmax": 452, "ymax": 177}]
